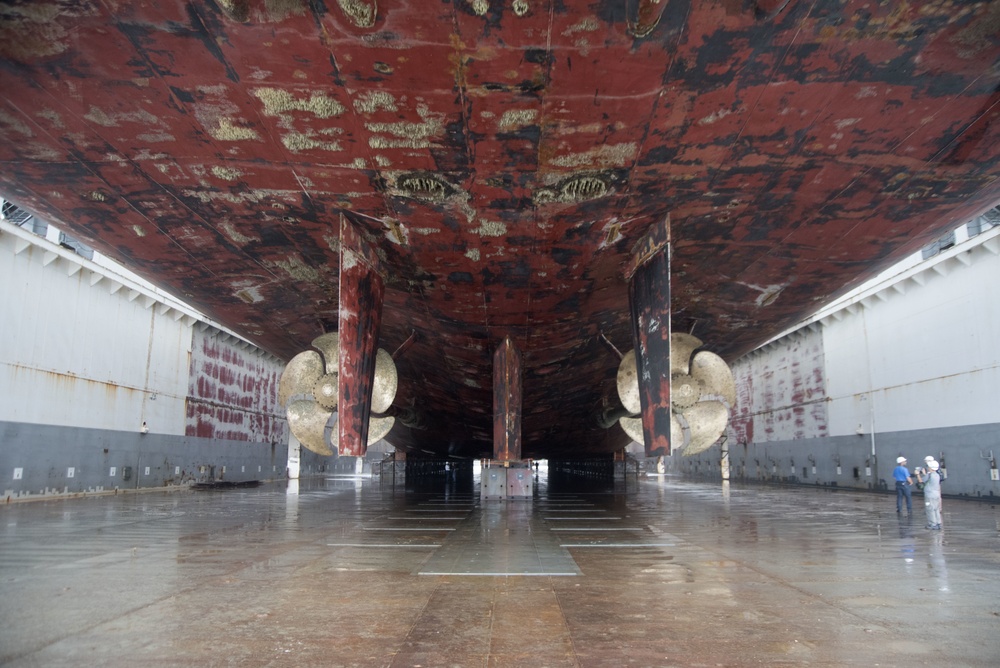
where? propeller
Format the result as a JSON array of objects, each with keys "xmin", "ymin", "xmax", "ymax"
[
  {"xmin": 615, "ymin": 333, "xmax": 735, "ymax": 455},
  {"xmin": 615, "ymin": 349, "xmax": 644, "ymax": 443},
  {"xmin": 278, "ymin": 332, "xmax": 398, "ymax": 455}
]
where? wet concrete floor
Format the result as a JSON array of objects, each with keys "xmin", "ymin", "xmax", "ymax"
[{"xmin": 1, "ymin": 472, "xmax": 999, "ymax": 667}]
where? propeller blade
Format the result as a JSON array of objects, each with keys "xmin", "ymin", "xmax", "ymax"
[
  {"xmin": 616, "ymin": 349, "xmax": 641, "ymax": 415},
  {"xmin": 619, "ymin": 415, "xmax": 644, "ymax": 444},
  {"xmin": 371, "ymin": 348, "xmax": 398, "ymax": 414},
  {"xmin": 690, "ymin": 350, "xmax": 736, "ymax": 407},
  {"xmin": 670, "ymin": 333, "xmax": 702, "ymax": 376},
  {"xmin": 330, "ymin": 415, "xmax": 396, "ymax": 452},
  {"xmin": 278, "ymin": 351, "xmax": 324, "ymax": 407},
  {"xmin": 287, "ymin": 400, "xmax": 333, "ymax": 456},
  {"xmin": 368, "ymin": 416, "xmax": 395, "ymax": 443},
  {"xmin": 680, "ymin": 401, "xmax": 729, "ymax": 455},
  {"xmin": 311, "ymin": 332, "xmax": 340, "ymax": 374},
  {"xmin": 671, "ymin": 411, "xmax": 685, "ymax": 451}
]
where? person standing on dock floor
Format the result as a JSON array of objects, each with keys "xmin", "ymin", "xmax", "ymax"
[
  {"xmin": 916, "ymin": 460, "xmax": 943, "ymax": 530},
  {"xmin": 893, "ymin": 456, "xmax": 913, "ymax": 514}
]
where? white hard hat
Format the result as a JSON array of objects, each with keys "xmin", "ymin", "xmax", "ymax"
[
  {"xmin": 896, "ymin": 456, "xmax": 906, "ymax": 464},
  {"xmin": 928, "ymin": 461, "xmax": 939, "ymax": 470},
  {"xmin": 925, "ymin": 456, "xmax": 935, "ymax": 462}
]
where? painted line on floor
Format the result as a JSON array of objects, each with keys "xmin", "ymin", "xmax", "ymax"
[
  {"xmin": 550, "ymin": 528, "xmax": 645, "ymax": 532},
  {"xmin": 328, "ymin": 544, "xmax": 441, "ymax": 548},
  {"xmin": 419, "ymin": 572, "xmax": 578, "ymax": 577},
  {"xmin": 545, "ymin": 517, "xmax": 620, "ymax": 520},
  {"xmin": 536, "ymin": 509, "xmax": 605, "ymax": 512},
  {"xmin": 364, "ymin": 527, "xmax": 457, "ymax": 531},
  {"xmin": 560, "ymin": 543, "xmax": 676, "ymax": 548},
  {"xmin": 406, "ymin": 510, "xmax": 472, "ymax": 513}
]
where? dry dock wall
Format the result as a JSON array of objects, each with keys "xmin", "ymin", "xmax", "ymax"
[
  {"xmin": 0, "ymin": 220, "xmax": 329, "ymax": 499},
  {"xmin": 676, "ymin": 226, "xmax": 1000, "ymax": 499}
]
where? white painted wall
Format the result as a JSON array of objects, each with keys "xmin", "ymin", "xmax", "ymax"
[
  {"xmin": 1, "ymin": 221, "xmax": 193, "ymax": 434},
  {"xmin": 733, "ymin": 225, "xmax": 1000, "ymax": 443},
  {"xmin": 825, "ymin": 235, "xmax": 999, "ymax": 436}
]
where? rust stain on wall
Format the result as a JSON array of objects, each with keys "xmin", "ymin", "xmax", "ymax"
[
  {"xmin": 185, "ymin": 329, "xmax": 286, "ymax": 443},
  {"xmin": 731, "ymin": 332, "xmax": 828, "ymax": 445}
]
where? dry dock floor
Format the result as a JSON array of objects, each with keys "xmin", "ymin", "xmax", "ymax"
[{"xmin": 1, "ymin": 474, "xmax": 998, "ymax": 667}]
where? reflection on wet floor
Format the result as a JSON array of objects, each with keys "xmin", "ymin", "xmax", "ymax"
[{"xmin": 1, "ymin": 472, "xmax": 999, "ymax": 667}]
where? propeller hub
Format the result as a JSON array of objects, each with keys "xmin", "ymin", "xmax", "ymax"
[
  {"xmin": 671, "ymin": 373, "xmax": 701, "ymax": 409},
  {"xmin": 313, "ymin": 373, "xmax": 339, "ymax": 410}
]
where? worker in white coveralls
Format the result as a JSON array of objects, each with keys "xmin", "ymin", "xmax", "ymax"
[{"xmin": 915, "ymin": 460, "xmax": 943, "ymax": 530}]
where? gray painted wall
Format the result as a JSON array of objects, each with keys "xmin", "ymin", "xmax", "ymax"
[
  {"xmin": 672, "ymin": 422, "xmax": 1000, "ymax": 500},
  {"xmin": 0, "ymin": 421, "xmax": 390, "ymax": 500},
  {"xmin": 1, "ymin": 421, "xmax": 287, "ymax": 500}
]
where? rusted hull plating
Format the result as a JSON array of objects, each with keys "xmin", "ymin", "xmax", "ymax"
[{"xmin": 0, "ymin": 1, "xmax": 998, "ymax": 460}]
